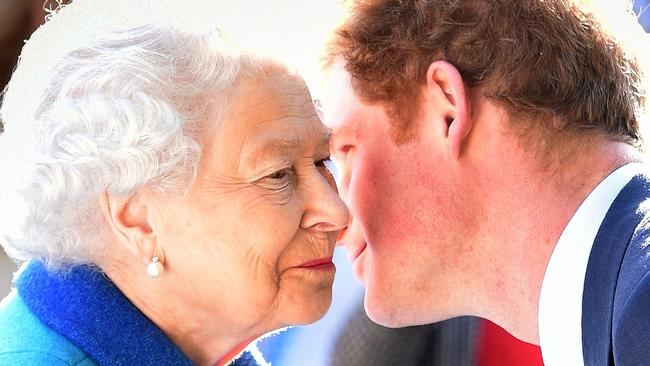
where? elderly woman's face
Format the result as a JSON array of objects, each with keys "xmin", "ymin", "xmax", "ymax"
[{"xmin": 148, "ymin": 71, "xmax": 349, "ymax": 331}]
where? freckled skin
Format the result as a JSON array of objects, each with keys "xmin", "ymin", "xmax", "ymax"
[
  {"xmin": 146, "ymin": 69, "xmax": 349, "ymax": 360},
  {"xmin": 323, "ymin": 65, "xmax": 477, "ymax": 326}
]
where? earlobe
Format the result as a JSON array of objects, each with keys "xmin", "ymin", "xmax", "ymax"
[
  {"xmin": 425, "ymin": 60, "xmax": 472, "ymax": 159},
  {"xmin": 98, "ymin": 190, "xmax": 161, "ymax": 267},
  {"xmin": 448, "ymin": 120, "xmax": 464, "ymax": 158}
]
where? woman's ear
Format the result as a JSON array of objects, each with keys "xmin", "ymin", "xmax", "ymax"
[
  {"xmin": 98, "ymin": 190, "xmax": 162, "ymax": 266},
  {"xmin": 424, "ymin": 60, "xmax": 472, "ymax": 159}
]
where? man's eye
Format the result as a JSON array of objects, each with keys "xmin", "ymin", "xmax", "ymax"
[{"xmin": 339, "ymin": 144, "xmax": 353, "ymax": 154}]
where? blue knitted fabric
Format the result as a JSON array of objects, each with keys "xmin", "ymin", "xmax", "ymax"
[{"xmin": 16, "ymin": 261, "xmax": 258, "ymax": 366}]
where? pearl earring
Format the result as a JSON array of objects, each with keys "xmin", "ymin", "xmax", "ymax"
[{"xmin": 147, "ymin": 255, "xmax": 164, "ymax": 278}]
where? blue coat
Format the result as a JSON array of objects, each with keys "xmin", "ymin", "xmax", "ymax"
[
  {"xmin": 0, "ymin": 262, "xmax": 259, "ymax": 365},
  {"xmin": 0, "ymin": 292, "xmax": 97, "ymax": 365},
  {"xmin": 582, "ymin": 174, "xmax": 650, "ymax": 366}
]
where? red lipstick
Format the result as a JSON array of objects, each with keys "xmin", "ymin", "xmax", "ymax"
[{"xmin": 296, "ymin": 257, "xmax": 335, "ymax": 270}]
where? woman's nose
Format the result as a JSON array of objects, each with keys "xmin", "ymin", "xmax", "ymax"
[
  {"xmin": 336, "ymin": 226, "xmax": 348, "ymax": 242},
  {"xmin": 300, "ymin": 172, "xmax": 350, "ymax": 232}
]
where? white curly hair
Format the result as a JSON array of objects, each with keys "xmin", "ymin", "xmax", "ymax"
[{"xmin": 0, "ymin": 0, "xmax": 273, "ymax": 268}]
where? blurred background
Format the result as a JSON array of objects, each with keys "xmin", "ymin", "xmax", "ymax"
[{"xmin": 0, "ymin": 0, "xmax": 60, "ymax": 301}]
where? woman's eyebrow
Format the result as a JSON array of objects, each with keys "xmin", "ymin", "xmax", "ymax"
[
  {"xmin": 318, "ymin": 131, "xmax": 332, "ymax": 148},
  {"xmin": 238, "ymin": 131, "xmax": 330, "ymax": 169},
  {"xmin": 254, "ymin": 130, "xmax": 330, "ymax": 151}
]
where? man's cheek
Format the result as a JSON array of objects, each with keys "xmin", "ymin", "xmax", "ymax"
[{"xmin": 335, "ymin": 165, "xmax": 355, "ymax": 205}]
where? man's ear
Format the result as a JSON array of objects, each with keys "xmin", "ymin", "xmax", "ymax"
[
  {"xmin": 98, "ymin": 190, "xmax": 162, "ymax": 266},
  {"xmin": 424, "ymin": 60, "xmax": 472, "ymax": 159}
]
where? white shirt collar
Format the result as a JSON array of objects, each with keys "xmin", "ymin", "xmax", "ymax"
[{"xmin": 538, "ymin": 163, "xmax": 642, "ymax": 366}]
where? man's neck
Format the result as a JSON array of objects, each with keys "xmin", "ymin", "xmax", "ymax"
[{"xmin": 469, "ymin": 139, "xmax": 641, "ymax": 344}]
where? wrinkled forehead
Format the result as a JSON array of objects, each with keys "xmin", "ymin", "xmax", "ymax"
[{"xmin": 210, "ymin": 70, "xmax": 329, "ymax": 166}]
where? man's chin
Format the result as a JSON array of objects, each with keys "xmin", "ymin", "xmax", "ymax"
[
  {"xmin": 363, "ymin": 291, "xmax": 451, "ymax": 328},
  {"xmin": 363, "ymin": 294, "xmax": 413, "ymax": 328}
]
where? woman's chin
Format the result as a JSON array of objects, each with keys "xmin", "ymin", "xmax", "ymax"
[{"xmin": 280, "ymin": 289, "xmax": 333, "ymax": 326}]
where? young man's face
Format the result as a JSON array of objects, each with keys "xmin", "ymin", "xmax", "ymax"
[{"xmin": 322, "ymin": 64, "xmax": 475, "ymax": 326}]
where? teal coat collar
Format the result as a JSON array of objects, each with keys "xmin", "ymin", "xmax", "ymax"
[{"xmin": 17, "ymin": 261, "xmax": 195, "ymax": 365}]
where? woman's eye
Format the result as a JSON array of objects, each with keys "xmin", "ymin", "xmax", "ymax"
[
  {"xmin": 315, "ymin": 157, "xmax": 331, "ymax": 168},
  {"xmin": 315, "ymin": 157, "xmax": 337, "ymax": 179},
  {"xmin": 263, "ymin": 168, "xmax": 295, "ymax": 189},
  {"xmin": 268, "ymin": 169, "xmax": 290, "ymax": 180},
  {"xmin": 259, "ymin": 168, "xmax": 293, "ymax": 191}
]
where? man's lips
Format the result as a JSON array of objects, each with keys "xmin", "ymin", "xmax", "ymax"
[
  {"xmin": 350, "ymin": 242, "xmax": 367, "ymax": 262},
  {"xmin": 295, "ymin": 257, "xmax": 335, "ymax": 270}
]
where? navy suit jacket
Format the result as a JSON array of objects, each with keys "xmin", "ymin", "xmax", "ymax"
[
  {"xmin": 583, "ymin": 174, "xmax": 650, "ymax": 366},
  {"xmin": 634, "ymin": 0, "xmax": 650, "ymax": 32}
]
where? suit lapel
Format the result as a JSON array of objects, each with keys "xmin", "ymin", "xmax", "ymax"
[{"xmin": 582, "ymin": 174, "xmax": 650, "ymax": 366}]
